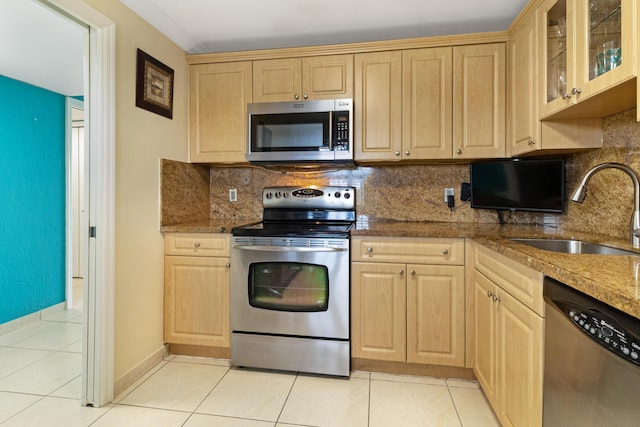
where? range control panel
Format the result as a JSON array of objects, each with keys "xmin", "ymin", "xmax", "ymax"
[
  {"xmin": 567, "ymin": 306, "xmax": 640, "ymax": 366},
  {"xmin": 263, "ymin": 186, "xmax": 354, "ymax": 210}
]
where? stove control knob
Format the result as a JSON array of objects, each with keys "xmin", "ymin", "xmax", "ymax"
[
  {"xmin": 265, "ymin": 192, "xmax": 272, "ymax": 199},
  {"xmin": 333, "ymin": 192, "xmax": 340, "ymax": 198},
  {"xmin": 601, "ymin": 326, "xmax": 614, "ymax": 337},
  {"xmin": 344, "ymin": 193, "xmax": 351, "ymax": 199},
  {"xmin": 275, "ymin": 191, "xmax": 282, "ymax": 198},
  {"xmin": 622, "ymin": 346, "xmax": 631, "ymax": 356},
  {"xmin": 282, "ymin": 192, "xmax": 288, "ymax": 198},
  {"xmin": 631, "ymin": 351, "xmax": 639, "ymax": 360}
]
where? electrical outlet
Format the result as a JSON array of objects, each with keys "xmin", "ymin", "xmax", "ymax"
[
  {"xmin": 444, "ymin": 188, "xmax": 454, "ymax": 202},
  {"xmin": 229, "ymin": 188, "xmax": 237, "ymax": 202}
]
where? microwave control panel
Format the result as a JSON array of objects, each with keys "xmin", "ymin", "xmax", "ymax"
[{"xmin": 333, "ymin": 110, "xmax": 350, "ymax": 151}]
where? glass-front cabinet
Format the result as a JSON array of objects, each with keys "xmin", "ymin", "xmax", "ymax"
[{"xmin": 540, "ymin": 0, "xmax": 635, "ymax": 118}]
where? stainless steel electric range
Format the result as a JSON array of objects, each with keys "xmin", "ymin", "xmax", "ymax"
[{"xmin": 230, "ymin": 186, "xmax": 355, "ymax": 377}]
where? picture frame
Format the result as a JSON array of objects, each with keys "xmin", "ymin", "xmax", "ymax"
[{"xmin": 135, "ymin": 49, "xmax": 174, "ymax": 119}]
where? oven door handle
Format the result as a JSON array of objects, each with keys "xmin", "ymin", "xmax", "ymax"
[{"xmin": 233, "ymin": 245, "xmax": 348, "ymax": 253}]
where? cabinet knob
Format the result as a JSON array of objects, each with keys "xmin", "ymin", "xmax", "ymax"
[
  {"xmin": 410, "ymin": 270, "xmax": 416, "ymax": 276},
  {"xmin": 528, "ymin": 139, "xmax": 535, "ymax": 146},
  {"xmin": 294, "ymin": 94, "xmax": 300, "ymax": 100},
  {"xmin": 571, "ymin": 87, "xmax": 582, "ymax": 95},
  {"xmin": 487, "ymin": 291, "xmax": 494, "ymax": 298},
  {"xmin": 394, "ymin": 151, "xmax": 401, "ymax": 156},
  {"xmin": 442, "ymin": 249, "xmax": 449, "ymax": 255},
  {"xmin": 225, "ymin": 263, "xmax": 230, "ymax": 268},
  {"xmin": 194, "ymin": 242, "xmax": 201, "ymax": 248},
  {"xmin": 456, "ymin": 148, "xmax": 462, "ymax": 155},
  {"xmin": 398, "ymin": 269, "xmax": 404, "ymax": 276},
  {"xmin": 562, "ymin": 92, "xmax": 572, "ymax": 100},
  {"xmin": 303, "ymin": 93, "xmax": 309, "ymax": 99},
  {"xmin": 492, "ymin": 294, "xmax": 501, "ymax": 303},
  {"xmin": 405, "ymin": 150, "xmax": 410, "ymax": 156},
  {"xmin": 367, "ymin": 247, "xmax": 373, "ymax": 253}
]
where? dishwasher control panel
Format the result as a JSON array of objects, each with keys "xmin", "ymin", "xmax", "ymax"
[{"xmin": 567, "ymin": 306, "xmax": 640, "ymax": 367}]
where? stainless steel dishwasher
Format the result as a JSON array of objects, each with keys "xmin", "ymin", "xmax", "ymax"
[{"xmin": 543, "ymin": 277, "xmax": 640, "ymax": 426}]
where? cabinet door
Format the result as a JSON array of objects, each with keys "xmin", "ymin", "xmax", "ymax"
[
  {"xmin": 453, "ymin": 43, "xmax": 506, "ymax": 159},
  {"xmin": 407, "ymin": 265, "xmax": 465, "ymax": 366},
  {"xmin": 402, "ymin": 48, "xmax": 453, "ymax": 159},
  {"xmin": 301, "ymin": 54, "xmax": 353, "ymax": 100},
  {"xmin": 354, "ymin": 51, "xmax": 403, "ymax": 162},
  {"xmin": 164, "ymin": 256, "xmax": 230, "ymax": 348},
  {"xmin": 574, "ymin": 0, "xmax": 634, "ymax": 108},
  {"xmin": 471, "ymin": 270, "xmax": 499, "ymax": 407},
  {"xmin": 539, "ymin": 0, "xmax": 574, "ymax": 117},
  {"xmin": 189, "ymin": 62, "xmax": 252, "ymax": 163},
  {"xmin": 498, "ymin": 292, "xmax": 544, "ymax": 427},
  {"xmin": 351, "ymin": 262, "xmax": 406, "ymax": 361},
  {"xmin": 253, "ymin": 58, "xmax": 301, "ymax": 102},
  {"xmin": 508, "ymin": 13, "xmax": 541, "ymax": 156}
]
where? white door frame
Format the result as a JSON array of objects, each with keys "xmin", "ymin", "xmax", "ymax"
[
  {"xmin": 45, "ymin": 0, "xmax": 116, "ymax": 408},
  {"xmin": 65, "ymin": 96, "xmax": 85, "ymax": 309}
]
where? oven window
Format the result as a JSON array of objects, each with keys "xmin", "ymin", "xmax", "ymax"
[{"xmin": 248, "ymin": 262, "xmax": 329, "ymax": 312}]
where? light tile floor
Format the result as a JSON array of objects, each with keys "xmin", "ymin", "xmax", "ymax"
[{"xmin": 0, "ymin": 283, "xmax": 500, "ymax": 426}]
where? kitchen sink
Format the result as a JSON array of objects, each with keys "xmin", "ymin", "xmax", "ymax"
[{"xmin": 511, "ymin": 238, "xmax": 639, "ymax": 256}]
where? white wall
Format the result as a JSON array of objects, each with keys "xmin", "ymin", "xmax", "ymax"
[{"xmin": 83, "ymin": 0, "xmax": 188, "ymax": 382}]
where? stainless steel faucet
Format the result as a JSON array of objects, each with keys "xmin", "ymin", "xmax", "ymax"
[{"xmin": 571, "ymin": 162, "xmax": 640, "ymax": 248}]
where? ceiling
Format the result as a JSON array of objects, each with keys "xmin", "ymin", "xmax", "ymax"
[
  {"xmin": 0, "ymin": 0, "xmax": 86, "ymax": 96},
  {"xmin": 120, "ymin": 0, "xmax": 529, "ymax": 54},
  {"xmin": 0, "ymin": 0, "xmax": 528, "ymax": 96}
]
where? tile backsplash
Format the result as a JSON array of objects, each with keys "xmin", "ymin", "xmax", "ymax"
[{"xmin": 161, "ymin": 108, "xmax": 639, "ymax": 241}]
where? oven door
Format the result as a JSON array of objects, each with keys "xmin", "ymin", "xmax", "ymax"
[{"xmin": 231, "ymin": 237, "xmax": 349, "ymax": 339}]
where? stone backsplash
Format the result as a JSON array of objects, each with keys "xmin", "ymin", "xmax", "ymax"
[{"xmin": 161, "ymin": 108, "xmax": 639, "ymax": 241}]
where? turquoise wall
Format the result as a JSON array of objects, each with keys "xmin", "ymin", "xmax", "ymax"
[{"xmin": 0, "ymin": 75, "xmax": 66, "ymax": 324}]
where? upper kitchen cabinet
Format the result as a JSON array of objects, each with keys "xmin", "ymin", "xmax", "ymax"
[
  {"xmin": 356, "ymin": 44, "xmax": 505, "ymax": 162},
  {"xmin": 402, "ymin": 47, "xmax": 453, "ymax": 159},
  {"xmin": 354, "ymin": 51, "xmax": 403, "ymax": 161},
  {"xmin": 189, "ymin": 62, "xmax": 252, "ymax": 164},
  {"xmin": 453, "ymin": 43, "xmax": 506, "ymax": 159},
  {"xmin": 252, "ymin": 54, "xmax": 353, "ymax": 102},
  {"xmin": 508, "ymin": 8, "xmax": 603, "ymax": 156},
  {"xmin": 540, "ymin": 0, "xmax": 637, "ymax": 120}
]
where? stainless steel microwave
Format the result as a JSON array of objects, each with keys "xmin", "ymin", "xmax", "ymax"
[{"xmin": 246, "ymin": 98, "xmax": 353, "ymax": 167}]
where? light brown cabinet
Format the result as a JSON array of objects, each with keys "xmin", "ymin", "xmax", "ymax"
[
  {"xmin": 354, "ymin": 51, "xmax": 403, "ymax": 161},
  {"xmin": 453, "ymin": 43, "xmax": 506, "ymax": 159},
  {"xmin": 402, "ymin": 47, "xmax": 453, "ymax": 159},
  {"xmin": 164, "ymin": 233, "xmax": 231, "ymax": 357},
  {"xmin": 468, "ymin": 241, "xmax": 544, "ymax": 427},
  {"xmin": 507, "ymin": 9, "xmax": 603, "ymax": 156},
  {"xmin": 539, "ymin": 0, "xmax": 637, "ymax": 120},
  {"xmin": 189, "ymin": 62, "xmax": 252, "ymax": 164},
  {"xmin": 351, "ymin": 237, "xmax": 466, "ymax": 367},
  {"xmin": 355, "ymin": 44, "xmax": 505, "ymax": 162},
  {"xmin": 253, "ymin": 54, "xmax": 353, "ymax": 102}
]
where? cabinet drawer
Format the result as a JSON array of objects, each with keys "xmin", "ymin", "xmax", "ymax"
[
  {"xmin": 472, "ymin": 243, "xmax": 543, "ymax": 316},
  {"xmin": 164, "ymin": 233, "xmax": 230, "ymax": 257},
  {"xmin": 352, "ymin": 236, "xmax": 464, "ymax": 265}
]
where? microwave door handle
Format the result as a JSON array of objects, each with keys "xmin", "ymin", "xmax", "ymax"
[{"xmin": 233, "ymin": 245, "xmax": 348, "ymax": 253}]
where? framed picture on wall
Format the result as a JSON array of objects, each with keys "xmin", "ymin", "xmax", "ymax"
[{"xmin": 135, "ymin": 49, "xmax": 174, "ymax": 119}]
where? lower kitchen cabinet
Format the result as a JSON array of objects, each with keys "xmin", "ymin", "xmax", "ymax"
[
  {"xmin": 163, "ymin": 233, "xmax": 231, "ymax": 357},
  {"xmin": 351, "ymin": 237, "xmax": 466, "ymax": 368},
  {"xmin": 468, "ymin": 241, "xmax": 544, "ymax": 427}
]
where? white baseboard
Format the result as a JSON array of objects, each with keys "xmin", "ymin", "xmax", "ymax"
[{"xmin": 0, "ymin": 302, "xmax": 66, "ymax": 336}]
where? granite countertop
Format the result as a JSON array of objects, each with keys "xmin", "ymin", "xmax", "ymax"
[
  {"xmin": 162, "ymin": 218, "xmax": 640, "ymax": 320},
  {"xmin": 160, "ymin": 218, "xmax": 260, "ymax": 234},
  {"xmin": 353, "ymin": 219, "xmax": 640, "ymax": 320}
]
